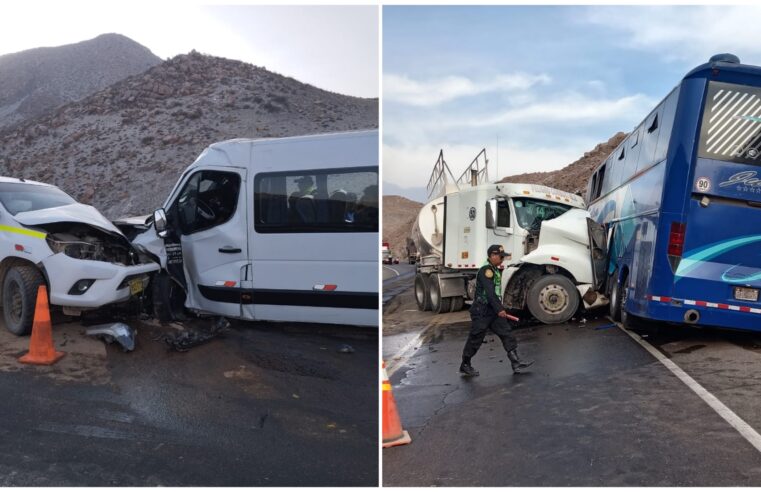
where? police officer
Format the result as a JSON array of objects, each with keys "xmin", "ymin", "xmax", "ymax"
[{"xmin": 460, "ymin": 244, "xmax": 534, "ymax": 376}]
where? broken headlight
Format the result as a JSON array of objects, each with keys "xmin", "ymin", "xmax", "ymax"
[{"xmin": 46, "ymin": 236, "xmax": 102, "ymax": 260}]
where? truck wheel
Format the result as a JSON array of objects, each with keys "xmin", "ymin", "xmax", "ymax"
[
  {"xmin": 2, "ymin": 266, "xmax": 45, "ymax": 336},
  {"xmin": 414, "ymin": 273, "xmax": 432, "ymax": 311},
  {"xmin": 527, "ymin": 274, "xmax": 579, "ymax": 324},
  {"xmin": 609, "ymin": 269, "xmax": 624, "ymax": 322},
  {"xmin": 450, "ymin": 296, "xmax": 464, "ymax": 312},
  {"xmin": 429, "ymin": 279, "xmax": 451, "ymax": 314}
]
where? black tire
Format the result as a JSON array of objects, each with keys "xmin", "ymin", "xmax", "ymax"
[
  {"xmin": 152, "ymin": 272, "xmax": 187, "ymax": 322},
  {"xmin": 429, "ymin": 276, "xmax": 451, "ymax": 314},
  {"xmin": 450, "ymin": 296, "xmax": 465, "ymax": 312},
  {"xmin": 2, "ymin": 265, "xmax": 45, "ymax": 336},
  {"xmin": 414, "ymin": 273, "xmax": 432, "ymax": 311},
  {"xmin": 609, "ymin": 269, "xmax": 624, "ymax": 322},
  {"xmin": 526, "ymin": 274, "xmax": 580, "ymax": 324}
]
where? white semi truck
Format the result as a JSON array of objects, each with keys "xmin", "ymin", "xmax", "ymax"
[{"xmin": 411, "ymin": 150, "xmax": 609, "ymax": 324}]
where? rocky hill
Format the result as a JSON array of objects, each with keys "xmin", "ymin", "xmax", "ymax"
[
  {"xmin": 498, "ymin": 132, "xmax": 627, "ymax": 194},
  {"xmin": 0, "ymin": 33, "xmax": 161, "ymax": 131},
  {"xmin": 382, "ymin": 132, "xmax": 627, "ymax": 255},
  {"xmin": 0, "ymin": 50, "xmax": 378, "ymax": 218},
  {"xmin": 383, "ymin": 195, "xmax": 423, "ymax": 259}
]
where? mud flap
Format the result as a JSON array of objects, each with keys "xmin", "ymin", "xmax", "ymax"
[{"xmin": 587, "ymin": 218, "xmax": 608, "ymax": 291}]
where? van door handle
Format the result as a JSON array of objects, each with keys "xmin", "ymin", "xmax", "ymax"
[{"xmin": 218, "ymin": 247, "xmax": 242, "ymax": 254}]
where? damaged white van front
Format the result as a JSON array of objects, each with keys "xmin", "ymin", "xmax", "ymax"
[{"xmin": 0, "ymin": 178, "xmax": 159, "ymax": 335}]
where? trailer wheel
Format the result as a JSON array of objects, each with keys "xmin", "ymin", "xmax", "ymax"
[
  {"xmin": 609, "ymin": 269, "xmax": 624, "ymax": 322},
  {"xmin": 429, "ymin": 278, "xmax": 451, "ymax": 314},
  {"xmin": 414, "ymin": 273, "xmax": 432, "ymax": 311},
  {"xmin": 526, "ymin": 274, "xmax": 579, "ymax": 324},
  {"xmin": 2, "ymin": 265, "xmax": 45, "ymax": 336},
  {"xmin": 450, "ymin": 296, "xmax": 464, "ymax": 312}
]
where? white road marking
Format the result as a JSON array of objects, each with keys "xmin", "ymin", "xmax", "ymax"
[
  {"xmin": 383, "ymin": 265, "xmax": 401, "ymax": 277},
  {"xmin": 616, "ymin": 321, "xmax": 761, "ymax": 454},
  {"xmin": 385, "ymin": 331, "xmax": 424, "ymax": 378}
]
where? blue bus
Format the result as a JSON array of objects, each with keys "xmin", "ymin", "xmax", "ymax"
[{"xmin": 587, "ymin": 53, "xmax": 761, "ymax": 332}]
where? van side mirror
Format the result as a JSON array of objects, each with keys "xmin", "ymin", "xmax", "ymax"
[
  {"xmin": 153, "ymin": 208, "xmax": 168, "ymax": 238},
  {"xmin": 485, "ymin": 199, "xmax": 497, "ymax": 229}
]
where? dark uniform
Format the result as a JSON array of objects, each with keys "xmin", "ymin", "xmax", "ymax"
[{"xmin": 460, "ymin": 244, "xmax": 533, "ymax": 376}]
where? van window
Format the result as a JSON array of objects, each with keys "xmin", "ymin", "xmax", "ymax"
[
  {"xmin": 254, "ymin": 166, "xmax": 378, "ymax": 233},
  {"xmin": 0, "ymin": 182, "xmax": 76, "ymax": 215},
  {"xmin": 172, "ymin": 170, "xmax": 241, "ymax": 235}
]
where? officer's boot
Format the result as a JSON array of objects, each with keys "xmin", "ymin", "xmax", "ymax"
[
  {"xmin": 459, "ymin": 357, "xmax": 479, "ymax": 377},
  {"xmin": 507, "ymin": 349, "xmax": 534, "ymax": 374}
]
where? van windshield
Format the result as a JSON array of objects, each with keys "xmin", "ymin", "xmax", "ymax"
[
  {"xmin": 512, "ymin": 197, "xmax": 571, "ymax": 231},
  {"xmin": 0, "ymin": 182, "xmax": 77, "ymax": 215}
]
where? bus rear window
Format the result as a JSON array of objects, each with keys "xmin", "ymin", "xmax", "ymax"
[{"xmin": 698, "ymin": 80, "xmax": 761, "ymax": 164}]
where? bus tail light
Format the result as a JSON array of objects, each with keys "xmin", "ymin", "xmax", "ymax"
[{"xmin": 667, "ymin": 222, "xmax": 686, "ymax": 271}]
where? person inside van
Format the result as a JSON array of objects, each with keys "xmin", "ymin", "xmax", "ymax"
[
  {"xmin": 355, "ymin": 184, "xmax": 378, "ymax": 228},
  {"xmin": 289, "ymin": 175, "xmax": 317, "ymax": 223}
]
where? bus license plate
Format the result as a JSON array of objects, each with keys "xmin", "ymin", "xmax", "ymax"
[
  {"xmin": 129, "ymin": 279, "xmax": 143, "ymax": 296},
  {"xmin": 734, "ymin": 287, "xmax": 758, "ymax": 302}
]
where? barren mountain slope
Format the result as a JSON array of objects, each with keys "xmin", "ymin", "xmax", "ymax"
[
  {"xmin": 499, "ymin": 132, "xmax": 627, "ymax": 194},
  {"xmin": 383, "ymin": 195, "xmax": 423, "ymax": 259},
  {"xmin": 0, "ymin": 33, "xmax": 161, "ymax": 131},
  {"xmin": 0, "ymin": 51, "xmax": 378, "ymax": 218}
]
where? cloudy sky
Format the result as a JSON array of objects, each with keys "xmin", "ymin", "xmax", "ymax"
[
  {"xmin": 0, "ymin": 3, "xmax": 378, "ymax": 98},
  {"xmin": 383, "ymin": 5, "xmax": 761, "ymax": 202}
]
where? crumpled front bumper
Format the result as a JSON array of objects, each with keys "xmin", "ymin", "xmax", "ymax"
[{"xmin": 42, "ymin": 253, "xmax": 159, "ymax": 308}]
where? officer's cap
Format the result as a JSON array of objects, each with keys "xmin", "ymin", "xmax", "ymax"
[{"xmin": 487, "ymin": 244, "xmax": 508, "ymax": 257}]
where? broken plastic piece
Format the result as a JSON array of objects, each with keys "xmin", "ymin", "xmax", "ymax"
[
  {"xmin": 338, "ymin": 344, "xmax": 354, "ymax": 353},
  {"xmin": 85, "ymin": 322, "xmax": 136, "ymax": 352},
  {"xmin": 159, "ymin": 316, "xmax": 230, "ymax": 352}
]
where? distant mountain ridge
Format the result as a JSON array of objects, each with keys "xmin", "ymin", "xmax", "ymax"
[
  {"xmin": 0, "ymin": 45, "xmax": 378, "ymax": 218},
  {"xmin": 0, "ymin": 33, "xmax": 162, "ymax": 131}
]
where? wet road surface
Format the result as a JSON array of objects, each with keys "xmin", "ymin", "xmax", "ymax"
[
  {"xmin": 0, "ymin": 316, "xmax": 377, "ymax": 486},
  {"xmin": 383, "ymin": 287, "xmax": 761, "ymax": 486}
]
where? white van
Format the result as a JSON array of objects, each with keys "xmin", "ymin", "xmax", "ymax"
[{"xmin": 128, "ymin": 130, "xmax": 379, "ymax": 327}]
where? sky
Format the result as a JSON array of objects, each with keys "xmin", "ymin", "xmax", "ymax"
[
  {"xmin": 0, "ymin": 3, "xmax": 378, "ymax": 98},
  {"xmin": 383, "ymin": 5, "xmax": 761, "ymax": 202}
]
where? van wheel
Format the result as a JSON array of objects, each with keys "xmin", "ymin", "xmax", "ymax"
[
  {"xmin": 609, "ymin": 269, "xmax": 624, "ymax": 322},
  {"xmin": 2, "ymin": 266, "xmax": 45, "ymax": 336},
  {"xmin": 152, "ymin": 272, "xmax": 187, "ymax": 322},
  {"xmin": 414, "ymin": 273, "xmax": 432, "ymax": 311},
  {"xmin": 429, "ymin": 277, "xmax": 451, "ymax": 314},
  {"xmin": 527, "ymin": 274, "xmax": 579, "ymax": 324}
]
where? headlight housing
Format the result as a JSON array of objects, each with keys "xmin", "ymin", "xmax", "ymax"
[{"xmin": 46, "ymin": 237, "xmax": 100, "ymax": 260}]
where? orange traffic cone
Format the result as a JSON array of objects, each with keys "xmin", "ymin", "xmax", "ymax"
[
  {"xmin": 382, "ymin": 361, "xmax": 411, "ymax": 448},
  {"xmin": 19, "ymin": 285, "xmax": 65, "ymax": 365}
]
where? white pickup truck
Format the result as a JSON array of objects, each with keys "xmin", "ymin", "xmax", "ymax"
[{"xmin": 0, "ymin": 178, "xmax": 158, "ymax": 334}]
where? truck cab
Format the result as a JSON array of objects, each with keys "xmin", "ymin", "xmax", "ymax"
[{"xmin": 131, "ymin": 130, "xmax": 379, "ymax": 327}]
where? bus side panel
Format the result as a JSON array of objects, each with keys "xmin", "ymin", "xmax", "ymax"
[
  {"xmin": 588, "ymin": 160, "xmax": 666, "ymax": 317},
  {"xmin": 644, "ymin": 77, "xmax": 708, "ymax": 323}
]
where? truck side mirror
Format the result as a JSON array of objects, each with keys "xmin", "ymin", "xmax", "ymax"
[
  {"xmin": 485, "ymin": 199, "xmax": 497, "ymax": 229},
  {"xmin": 153, "ymin": 208, "xmax": 169, "ymax": 238}
]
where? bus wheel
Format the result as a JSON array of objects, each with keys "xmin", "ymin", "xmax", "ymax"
[
  {"xmin": 527, "ymin": 274, "xmax": 579, "ymax": 324},
  {"xmin": 609, "ymin": 270, "xmax": 624, "ymax": 322},
  {"xmin": 429, "ymin": 277, "xmax": 451, "ymax": 314},
  {"xmin": 414, "ymin": 273, "xmax": 432, "ymax": 311}
]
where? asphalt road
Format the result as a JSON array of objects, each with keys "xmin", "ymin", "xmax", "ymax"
[
  {"xmin": 0, "ymin": 315, "xmax": 378, "ymax": 486},
  {"xmin": 383, "ymin": 286, "xmax": 761, "ymax": 486}
]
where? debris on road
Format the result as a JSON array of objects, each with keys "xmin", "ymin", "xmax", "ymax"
[
  {"xmin": 338, "ymin": 344, "xmax": 355, "ymax": 354},
  {"xmin": 157, "ymin": 317, "xmax": 230, "ymax": 352},
  {"xmin": 85, "ymin": 322, "xmax": 137, "ymax": 351}
]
